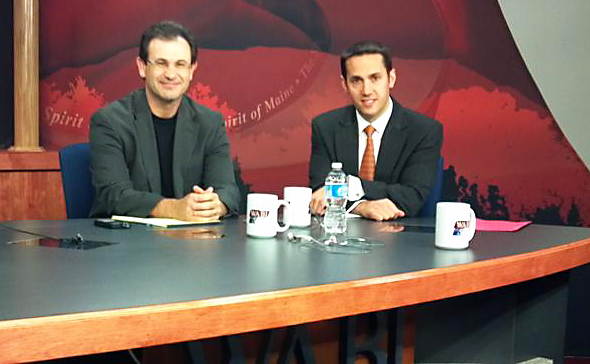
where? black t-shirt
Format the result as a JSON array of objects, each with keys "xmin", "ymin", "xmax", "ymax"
[{"xmin": 152, "ymin": 114, "xmax": 177, "ymax": 198}]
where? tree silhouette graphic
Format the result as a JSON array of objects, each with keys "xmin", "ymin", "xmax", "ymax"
[{"xmin": 442, "ymin": 164, "xmax": 584, "ymax": 226}]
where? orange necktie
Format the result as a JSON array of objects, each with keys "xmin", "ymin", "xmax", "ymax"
[{"xmin": 359, "ymin": 125, "xmax": 376, "ymax": 181}]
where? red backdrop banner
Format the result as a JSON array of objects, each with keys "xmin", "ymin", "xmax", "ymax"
[{"xmin": 39, "ymin": 0, "xmax": 590, "ymax": 226}]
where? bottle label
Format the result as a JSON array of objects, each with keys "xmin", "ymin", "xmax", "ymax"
[{"xmin": 325, "ymin": 184, "xmax": 348, "ymax": 198}]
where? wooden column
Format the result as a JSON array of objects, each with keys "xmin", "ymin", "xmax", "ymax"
[{"xmin": 11, "ymin": 0, "xmax": 42, "ymax": 152}]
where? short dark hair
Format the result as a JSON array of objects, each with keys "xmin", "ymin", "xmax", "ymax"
[
  {"xmin": 340, "ymin": 41, "xmax": 392, "ymax": 79},
  {"xmin": 139, "ymin": 20, "xmax": 198, "ymax": 64}
]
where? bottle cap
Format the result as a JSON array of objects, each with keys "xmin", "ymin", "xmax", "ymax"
[{"xmin": 331, "ymin": 162, "xmax": 342, "ymax": 169}]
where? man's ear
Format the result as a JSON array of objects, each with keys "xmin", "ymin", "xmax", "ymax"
[
  {"xmin": 136, "ymin": 57, "xmax": 146, "ymax": 79},
  {"xmin": 340, "ymin": 75, "xmax": 348, "ymax": 92},
  {"xmin": 388, "ymin": 68, "xmax": 397, "ymax": 89},
  {"xmin": 189, "ymin": 61, "xmax": 198, "ymax": 81}
]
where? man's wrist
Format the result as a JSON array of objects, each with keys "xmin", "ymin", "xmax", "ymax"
[
  {"xmin": 347, "ymin": 175, "xmax": 364, "ymax": 201},
  {"xmin": 150, "ymin": 198, "xmax": 176, "ymax": 218},
  {"xmin": 347, "ymin": 199, "xmax": 364, "ymax": 214},
  {"xmin": 218, "ymin": 201, "xmax": 229, "ymax": 218}
]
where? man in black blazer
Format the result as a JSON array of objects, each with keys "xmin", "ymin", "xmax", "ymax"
[
  {"xmin": 90, "ymin": 21, "xmax": 239, "ymax": 221},
  {"xmin": 309, "ymin": 41, "xmax": 443, "ymax": 220}
]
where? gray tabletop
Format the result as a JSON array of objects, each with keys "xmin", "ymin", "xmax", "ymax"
[{"xmin": 1, "ymin": 218, "xmax": 589, "ymax": 322}]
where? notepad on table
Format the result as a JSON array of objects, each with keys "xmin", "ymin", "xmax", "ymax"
[{"xmin": 111, "ymin": 215, "xmax": 221, "ymax": 228}]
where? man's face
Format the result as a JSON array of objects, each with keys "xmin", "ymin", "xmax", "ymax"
[
  {"xmin": 342, "ymin": 53, "xmax": 396, "ymax": 122},
  {"xmin": 137, "ymin": 36, "xmax": 197, "ymax": 106}
]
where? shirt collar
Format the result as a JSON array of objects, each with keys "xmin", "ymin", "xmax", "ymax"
[{"xmin": 356, "ymin": 96, "xmax": 393, "ymax": 136}]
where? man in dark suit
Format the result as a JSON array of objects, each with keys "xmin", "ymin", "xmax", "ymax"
[
  {"xmin": 90, "ymin": 21, "xmax": 239, "ymax": 221},
  {"xmin": 309, "ymin": 41, "xmax": 443, "ymax": 221}
]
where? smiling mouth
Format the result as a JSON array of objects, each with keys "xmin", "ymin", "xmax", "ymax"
[{"xmin": 161, "ymin": 83, "xmax": 180, "ymax": 89}]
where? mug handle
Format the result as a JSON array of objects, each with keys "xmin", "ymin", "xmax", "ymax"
[
  {"xmin": 284, "ymin": 201, "xmax": 292, "ymax": 227},
  {"xmin": 277, "ymin": 200, "xmax": 291, "ymax": 232},
  {"xmin": 465, "ymin": 208, "xmax": 477, "ymax": 241}
]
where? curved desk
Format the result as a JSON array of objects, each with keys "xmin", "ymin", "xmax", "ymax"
[{"xmin": 0, "ymin": 218, "xmax": 589, "ymax": 362}]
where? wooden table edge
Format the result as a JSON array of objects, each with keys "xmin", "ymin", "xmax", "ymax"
[{"xmin": 1, "ymin": 236, "xmax": 589, "ymax": 362}]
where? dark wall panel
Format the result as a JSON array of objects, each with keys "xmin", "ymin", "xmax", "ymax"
[{"xmin": 0, "ymin": 1, "xmax": 13, "ymax": 148}]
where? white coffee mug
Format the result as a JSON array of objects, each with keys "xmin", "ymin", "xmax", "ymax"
[
  {"xmin": 247, "ymin": 193, "xmax": 290, "ymax": 238},
  {"xmin": 435, "ymin": 202, "xmax": 477, "ymax": 250},
  {"xmin": 283, "ymin": 186, "xmax": 312, "ymax": 228}
]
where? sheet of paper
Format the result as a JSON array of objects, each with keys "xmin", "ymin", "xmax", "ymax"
[
  {"xmin": 111, "ymin": 215, "xmax": 220, "ymax": 228},
  {"xmin": 475, "ymin": 218, "xmax": 531, "ymax": 232}
]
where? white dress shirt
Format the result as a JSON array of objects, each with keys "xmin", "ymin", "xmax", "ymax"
[{"xmin": 347, "ymin": 97, "xmax": 394, "ymax": 211}]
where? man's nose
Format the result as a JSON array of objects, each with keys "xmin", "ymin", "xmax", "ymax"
[
  {"xmin": 362, "ymin": 81, "xmax": 372, "ymax": 95},
  {"xmin": 163, "ymin": 66, "xmax": 177, "ymax": 79}
]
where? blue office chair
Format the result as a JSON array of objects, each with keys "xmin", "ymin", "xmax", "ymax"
[
  {"xmin": 59, "ymin": 143, "xmax": 94, "ymax": 219},
  {"xmin": 417, "ymin": 156, "xmax": 444, "ymax": 218}
]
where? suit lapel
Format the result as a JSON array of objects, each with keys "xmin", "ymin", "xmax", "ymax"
[
  {"xmin": 133, "ymin": 90, "xmax": 161, "ymax": 193},
  {"xmin": 172, "ymin": 97, "xmax": 198, "ymax": 197},
  {"xmin": 375, "ymin": 100, "xmax": 406, "ymax": 180},
  {"xmin": 335, "ymin": 106, "xmax": 359, "ymax": 175}
]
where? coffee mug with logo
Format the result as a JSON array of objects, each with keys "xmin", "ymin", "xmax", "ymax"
[
  {"xmin": 435, "ymin": 202, "xmax": 477, "ymax": 250},
  {"xmin": 247, "ymin": 193, "xmax": 290, "ymax": 238},
  {"xmin": 283, "ymin": 186, "xmax": 312, "ymax": 228}
]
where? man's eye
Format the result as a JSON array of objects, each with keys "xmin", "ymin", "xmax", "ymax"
[{"xmin": 156, "ymin": 60, "xmax": 168, "ymax": 67}]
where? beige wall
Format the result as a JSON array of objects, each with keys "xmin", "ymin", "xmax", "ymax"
[{"xmin": 499, "ymin": 0, "xmax": 590, "ymax": 170}]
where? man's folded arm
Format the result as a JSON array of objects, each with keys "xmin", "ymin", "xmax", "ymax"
[
  {"xmin": 359, "ymin": 122, "xmax": 443, "ymax": 217},
  {"xmin": 90, "ymin": 114, "xmax": 164, "ymax": 218},
  {"xmin": 201, "ymin": 118, "xmax": 240, "ymax": 216},
  {"xmin": 309, "ymin": 119, "xmax": 334, "ymax": 192}
]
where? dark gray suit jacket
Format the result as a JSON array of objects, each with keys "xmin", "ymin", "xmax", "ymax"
[
  {"xmin": 89, "ymin": 89, "xmax": 239, "ymax": 218},
  {"xmin": 309, "ymin": 98, "xmax": 443, "ymax": 217}
]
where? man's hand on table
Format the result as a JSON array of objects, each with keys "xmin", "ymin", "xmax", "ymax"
[
  {"xmin": 351, "ymin": 198, "xmax": 405, "ymax": 221},
  {"xmin": 151, "ymin": 186, "xmax": 227, "ymax": 222},
  {"xmin": 310, "ymin": 188, "xmax": 326, "ymax": 216}
]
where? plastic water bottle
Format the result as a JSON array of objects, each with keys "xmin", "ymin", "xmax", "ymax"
[{"xmin": 324, "ymin": 162, "xmax": 348, "ymax": 235}]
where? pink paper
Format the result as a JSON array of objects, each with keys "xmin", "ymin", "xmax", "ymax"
[{"xmin": 475, "ymin": 218, "xmax": 531, "ymax": 232}]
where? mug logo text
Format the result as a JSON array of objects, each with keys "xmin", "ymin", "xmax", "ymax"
[
  {"xmin": 453, "ymin": 221, "xmax": 470, "ymax": 236},
  {"xmin": 249, "ymin": 209, "xmax": 270, "ymax": 224}
]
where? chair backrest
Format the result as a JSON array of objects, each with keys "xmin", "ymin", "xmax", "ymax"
[
  {"xmin": 59, "ymin": 143, "xmax": 94, "ymax": 219},
  {"xmin": 417, "ymin": 156, "xmax": 444, "ymax": 218}
]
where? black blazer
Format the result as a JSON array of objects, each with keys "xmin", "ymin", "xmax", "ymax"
[
  {"xmin": 89, "ymin": 89, "xmax": 239, "ymax": 218},
  {"xmin": 309, "ymin": 98, "xmax": 443, "ymax": 217}
]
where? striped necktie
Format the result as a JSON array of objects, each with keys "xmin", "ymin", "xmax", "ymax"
[{"xmin": 359, "ymin": 125, "xmax": 376, "ymax": 181}]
